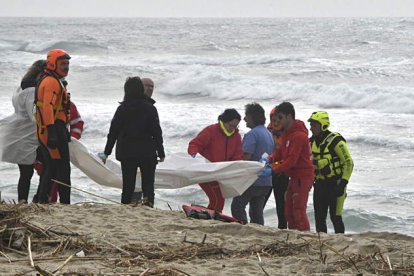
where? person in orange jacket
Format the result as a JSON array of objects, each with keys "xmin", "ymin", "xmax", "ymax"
[
  {"xmin": 48, "ymin": 101, "xmax": 83, "ymax": 202},
  {"xmin": 261, "ymin": 102, "xmax": 314, "ymax": 231},
  {"xmin": 33, "ymin": 101, "xmax": 84, "ymax": 203},
  {"xmin": 34, "ymin": 49, "xmax": 72, "ymax": 204},
  {"xmin": 263, "ymin": 107, "xmax": 290, "ymax": 229}
]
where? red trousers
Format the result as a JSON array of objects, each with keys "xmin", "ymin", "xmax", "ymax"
[
  {"xmin": 284, "ymin": 176, "xmax": 313, "ymax": 231},
  {"xmin": 199, "ymin": 181, "xmax": 224, "ymax": 212}
]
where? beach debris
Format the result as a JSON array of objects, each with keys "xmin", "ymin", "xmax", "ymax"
[{"xmin": 1, "ymin": 202, "xmax": 414, "ymax": 275}]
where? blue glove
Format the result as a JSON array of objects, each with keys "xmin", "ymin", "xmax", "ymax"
[
  {"xmin": 258, "ymin": 166, "xmax": 272, "ymax": 177},
  {"xmin": 259, "ymin": 157, "xmax": 269, "ymax": 164},
  {"xmin": 97, "ymin": 152, "xmax": 108, "ymax": 164},
  {"xmin": 191, "ymin": 153, "xmax": 197, "ymax": 158}
]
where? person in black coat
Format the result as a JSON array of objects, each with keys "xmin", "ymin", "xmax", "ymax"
[{"xmin": 99, "ymin": 77, "xmax": 165, "ymax": 206}]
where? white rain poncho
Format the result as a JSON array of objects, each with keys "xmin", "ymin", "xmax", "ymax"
[
  {"xmin": 0, "ymin": 87, "xmax": 38, "ymax": 165},
  {"xmin": 69, "ymin": 139, "xmax": 263, "ymax": 198}
]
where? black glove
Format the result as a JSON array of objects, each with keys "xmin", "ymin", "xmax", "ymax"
[
  {"xmin": 335, "ymin": 179, "xmax": 348, "ymax": 197},
  {"xmin": 46, "ymin": 125, "xmax": 58, "ymax": 149}
]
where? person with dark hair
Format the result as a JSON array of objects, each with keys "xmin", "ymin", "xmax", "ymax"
[
  {"xmin": 0, "ymin": 60, "xmax": 45, "ymax": 203},
  {"xmin": 35, "ymin": 49, "xmax": 72, "ymax": 204},
  {"xmin": 260, "ymin": 102, "xmax": 314, "ymax": 231},
  {"xmin": 231, "ymin": 103, "xmax": 274, "ymax": 225},
  {"xmin": 131, "ymin": 77, "xmax": 155, "ymax": 203},
  {"xmin": 188, "ymin": 108, "xmax": 243, "ymax": 212},
  {"xmin": 308, "ymin": 111, "xmax": 353, "ymax": 233},
  {"xmin": 263, "ymin": 106, "xmax": 289, "ymax": 229},
  {"xmin": 99, "ymin": 76, "xmax": 165, "ymax": 206}
]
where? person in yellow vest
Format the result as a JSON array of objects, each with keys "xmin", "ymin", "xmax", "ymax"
[
  {"xmin": 35, "ymin": 49, "xmax": 72, "ymax": 204},
  {"xmin": 308, "ymin": 111, "xmax": 354, "ymax": 233}
]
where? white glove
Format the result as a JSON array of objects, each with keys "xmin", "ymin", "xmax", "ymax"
[{"xmin": 97, "ymin": 152, "xmax": 108, "ymax": 164}]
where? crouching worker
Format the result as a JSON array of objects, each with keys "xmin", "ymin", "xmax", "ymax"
[{"xmin": 308, "ymin": 111, "xmax": 353, "ymax": 234}]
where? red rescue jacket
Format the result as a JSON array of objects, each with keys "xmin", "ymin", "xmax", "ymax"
[
  {"xmin": 69, "ymin": 102, "xmax": 84, "ymax": 139},
  {"xmin": 270, "ymin": 120, "xmax": 314, "ymax": 179},
  {"xmin": 188, "ymin": 123, "xmax": 243, "ymax": 162}
]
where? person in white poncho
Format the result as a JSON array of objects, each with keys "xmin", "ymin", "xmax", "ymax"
[{"xmin": 0, "ymin": 60, "xmax": 45, "ymax": 202}]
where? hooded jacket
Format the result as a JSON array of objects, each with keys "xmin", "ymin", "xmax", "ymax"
[
  {"xmin": 270, "ymin": 120, "xmax": 314, "ymax": 179},
  {"xmin": 188, "ymin": 123, "xmax": 243, "ymax": 162}
]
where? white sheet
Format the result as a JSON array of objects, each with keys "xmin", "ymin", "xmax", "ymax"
[{"xmin": 69, "ymin": 139, "xmax": 263, "ymax": 198}]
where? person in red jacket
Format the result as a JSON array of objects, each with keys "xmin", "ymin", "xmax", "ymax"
[
  {"xmin": 34, "ymin": 101, "xmax": 84, "ymax": 203},
  {"xmin": 263, "ymin": 107, "xmax": 290, "ymax": 229},
  {"xmin": 188, "ymin": 108, "xmax": 243, "ymax": 212},
  {"xmin": 267, "ymin": 102, "xmax": 314, "ymax": 231}
]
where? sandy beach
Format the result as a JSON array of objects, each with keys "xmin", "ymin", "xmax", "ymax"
[{"xmin": 1, "ymin": 203, "xmax": 413, "ymax": 275}]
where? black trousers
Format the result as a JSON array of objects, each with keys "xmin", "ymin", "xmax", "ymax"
[
  {"xmin": 17, "ymin": 164, "xmax": 34, "ymax": 202},
  {"xmin": 120, "ymin": 158, "xmax": 156, "ymax": 205},
  {"xmin": 264, "ymin": 173, "xmax": 289, "ymax": 229},
  {"xmin": 38, "ymin": 122, "xmax": 71, "ymax": 204},
  {"xmin": 313, "ymin": 179, "xmax": 345, "ymax": 233}
]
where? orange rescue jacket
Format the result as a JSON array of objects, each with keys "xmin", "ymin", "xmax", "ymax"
[{"xmin": 35, "ymin": 74, "xmax": 69, "ymax": 159}]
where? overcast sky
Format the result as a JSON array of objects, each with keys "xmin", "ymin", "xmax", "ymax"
[{"xmin": 1, "ymin": 0, "xmax": 413, "ymax": 17}]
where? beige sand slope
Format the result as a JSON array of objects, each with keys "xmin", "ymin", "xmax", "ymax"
[{"xmin": 1, "ymin": 203, "xmax": 413, "ymax": 275}]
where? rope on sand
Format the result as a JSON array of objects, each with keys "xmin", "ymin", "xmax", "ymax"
[{"xmin": 51, "ymin": 179, "xmax": 121, "ymax": 205}]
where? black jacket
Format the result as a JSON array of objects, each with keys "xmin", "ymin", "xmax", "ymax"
[{"xmin": 104, "ymin": 97, "xmax": 165, "ymax": 161}]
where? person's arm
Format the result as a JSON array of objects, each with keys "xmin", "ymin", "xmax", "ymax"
[
  {"xmin": 69, "ymin": 102, "xmax": 84, "ymax": 139},
  {"xmin": 188, "ymin": 126, "xmax": 211, "ymax": 156},
  {"xmin": 272, "ymin": 133, "xmax": 307, "ymax": 174},
  {"xmin": 104, "ymin": 106, "xmax": 123, "ymax": 156},
  {"xmin": 334, "ymin": 140, "xmax": 354, "ymax": 182},
  {"xmin": 38, "ymin": 77, "xmax": 61, "ymax": 126},
  {"xmin": 150, "ymin": 107, "xmax": 165, "ymax": 161},
  {"xmin": 242, "ymin": 131, "xmax": 255, "ymax": 161}
]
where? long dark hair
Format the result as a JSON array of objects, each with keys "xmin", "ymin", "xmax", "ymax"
[
  {"xmin": 21, "ymin": 59, "xmax": 45, "ymax": 84},
  {"xmin": 122, "ymin": 76, "xmax": 145, "ymax": 103}
]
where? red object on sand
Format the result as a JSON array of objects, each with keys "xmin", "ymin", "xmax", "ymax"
[{"xmin": 182, "ymin": 205, "xmax": 243, "ymax": 224}]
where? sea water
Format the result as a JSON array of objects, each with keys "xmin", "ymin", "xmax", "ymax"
[{"xmin": 0, "ymin": 17, "xmax": 413, "ymax": 236}]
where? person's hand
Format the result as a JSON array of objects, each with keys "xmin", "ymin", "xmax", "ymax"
[
  {"xmin": 335, "ymin": 179, "xmax": 348, "ymax": 197},
  {"xmin": 159, "ymin": 157, "xmax": 165, "ymax": 162},
  {"xmin": 97, "ymin": 152, "xmax": 108, "ymax": 164},
  {"xmin": 46, "ymin": 125, "xmax": 58, "ymax": 149},
  {"xmin": 190, "ymin": 153, "xmax": 197, "ymax": 158},
  {"xmin": 257, "ymin": 166, "xmax": 272, "ymax": 177},
  {"xmin": 259, "ymin": 156, "xmax": 269, "ymax": 164}
]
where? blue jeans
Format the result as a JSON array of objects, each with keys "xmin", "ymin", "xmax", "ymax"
[{"xmin": 231, "ymin": 186, "xmax": 271, "ymax": 225}]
